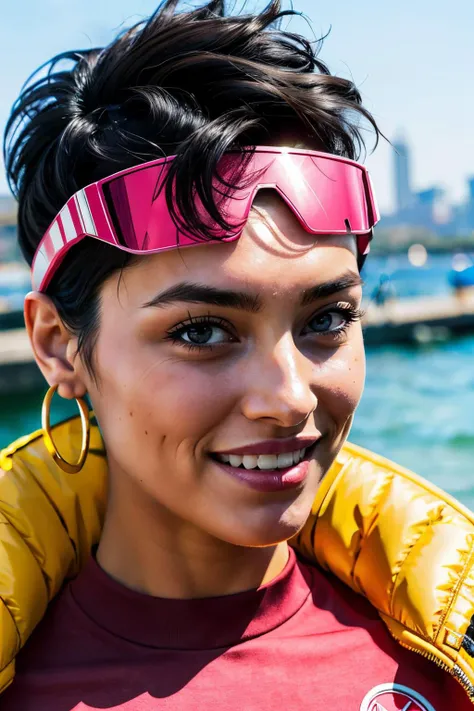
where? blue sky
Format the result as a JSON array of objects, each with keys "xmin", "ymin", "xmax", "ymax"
[{"xmin": 0, "ymin": 0, "xmax": 473, "ymax": 212}]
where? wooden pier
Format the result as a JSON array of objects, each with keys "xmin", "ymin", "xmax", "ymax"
[
  {"xmin": 1, "ymin": 291, "xmax": 474, "ymax": 395},
  {"xmin": 363, "ymin": 291, "xmax": 474, "ymax": 345}
]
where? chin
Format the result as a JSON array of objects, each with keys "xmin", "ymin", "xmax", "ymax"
[
  {"xmin": 209, "ymin": 493, "xmax": 315, "ymax": 548},
  {"xmin": 222, "ymin": 526, "xmax": 302, "ymax": 549}
]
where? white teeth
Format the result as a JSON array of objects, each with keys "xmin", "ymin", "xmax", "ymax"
[
  {"xmin": 242, "ymin": 455, "xmax": 258, "ymax": 469},
  {"xmin": 257, "ymin": 454, "xmax": 278, "ymax": 470},
  {"xmin": 215, "ymin": 448, "xmax": 307, "ymax": 471},
  {"xmin": 278, "ymin": 452, "xmax": 294, "ymax": 468},
  {"xmin": 293, "ymin": 448, "xmax": 305, "ymax": 464}
]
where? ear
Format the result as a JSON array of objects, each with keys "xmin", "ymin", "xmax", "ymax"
[{"xmin": 24, "ymin": 292, "xmax": 88, "ymax": 400}]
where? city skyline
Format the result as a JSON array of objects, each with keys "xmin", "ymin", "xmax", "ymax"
[
  {"xmin": 0, "ymin": 0, "xmax": 473, "ymax": 213},
  {"xmin": 384, "ymin": 134, "xmax": 474, "ymax": 235}
]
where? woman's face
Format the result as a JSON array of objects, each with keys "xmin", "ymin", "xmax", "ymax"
[{"xmin": 81, "ymin": 193, "xmax": 365, "ymax": 547}]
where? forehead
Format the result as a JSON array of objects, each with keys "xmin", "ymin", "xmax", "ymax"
[{"xmin": 110, "ymin": 195, "xmax": 359, "ymax": 305}]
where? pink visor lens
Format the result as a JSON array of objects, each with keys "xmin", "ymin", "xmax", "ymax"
[{"xmin": 32, "ymin": 147, "xmax": 379, "ymax": 291}]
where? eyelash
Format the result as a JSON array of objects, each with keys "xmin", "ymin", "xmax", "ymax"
[
  {"xmin": 165, "ymin": 304, "xmax": 364, "ymax": 353},
  {"xmin": 165, "ymin": 314, "xmax": 237, "ymax": 352},
  {"xmin": 304, "ymin": 303, "xmax": 365, "ymax": 339}
]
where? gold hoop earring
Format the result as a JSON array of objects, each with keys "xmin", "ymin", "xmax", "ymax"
[{"xmin": 41, "ymin": 384, "xmax": 91, "ymax": 474}]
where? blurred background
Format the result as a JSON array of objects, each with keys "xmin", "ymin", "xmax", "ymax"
[{"xmin": 0, "ymin": 0, "xmax": 473, "ymax": 504}]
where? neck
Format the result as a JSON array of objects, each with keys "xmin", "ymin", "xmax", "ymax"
[{"xmin": 96, "ymin": 470, "xmax": 290, "ymax": 599}]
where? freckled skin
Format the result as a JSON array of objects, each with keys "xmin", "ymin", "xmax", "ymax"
[
  {"xmin": 31, "ymin": 194, "xmax": 365, "ymax": 597},
  {"xmin": 86, "ymin": 194, "xmax": 363, "ymax": 583}
]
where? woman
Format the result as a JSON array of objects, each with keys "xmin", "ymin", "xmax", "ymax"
[{"xmin": 0, "ymin": 1, "xmax": 473, "ymax": 708}]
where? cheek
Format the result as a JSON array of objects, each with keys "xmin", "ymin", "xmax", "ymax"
[
  {"xmin": 315, "ymin": 337, "xmax": 366, "ymax": 423},
  {"xmin": 135, "ymin": 366, "xmax": 235, "ymax": 442},
  {"xmin": 91, "ymin": 334, "xmax": 236, "ymax": 459}
]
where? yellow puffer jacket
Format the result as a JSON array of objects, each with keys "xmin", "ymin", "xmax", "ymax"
[{"xmin": 1, "ymin": 417, "xmax": 474, "ymax": 702}]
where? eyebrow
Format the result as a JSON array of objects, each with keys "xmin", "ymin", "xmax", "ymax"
[
  {"xmin": 142, "ymin": 283, "xmax": 261, "ymax": 312},
  {"xmin": 300, "ymin": 273, "xmax": 363, "ymax": 306},
  {"xmin": 142, "ymin": 272, "xmax": 363, "ymax": 312}
]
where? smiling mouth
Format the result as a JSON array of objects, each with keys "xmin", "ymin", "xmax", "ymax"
[
  {"xmin": 209, "ymin": 441, "xmax": 320, "ymax": 472},
  {"xmin": 213, "ymin": 448, "xmax": 307, "ymax": 471}
]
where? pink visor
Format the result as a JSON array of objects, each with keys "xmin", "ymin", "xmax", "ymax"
[{"xmin": 32, "ymin": 146, "xmax": 379, "ymax": 291}]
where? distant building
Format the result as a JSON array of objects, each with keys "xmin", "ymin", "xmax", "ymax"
[
  {"xmin": 466, "ymin": 178, "xmax": 474, "ymax": 235},
  {"xmin": 384, "ymin": 134, "xmax": 474, "ymax": 238},
  {"xmin": 415, "ymin": 187, "xmax": 451, "ymax": 229},
  {"xmin": 393, "ymin": 136, "xmax": 413, "ymax": 213}
]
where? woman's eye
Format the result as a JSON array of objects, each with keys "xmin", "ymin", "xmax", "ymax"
[
  {"xmin": 170, "ymin": 321, "xmax": 235, "ymax": 348},
  {"xmin": 306, "ymin": 310, "xmax": 350, "ymax": 334},
  {"xmin": 181, "ymin": 325, "xmax": 228, "ymax": 345}
]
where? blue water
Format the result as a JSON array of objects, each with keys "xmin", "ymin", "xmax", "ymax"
[
  {"xmin": 352, "ymin": 335, "xmax": 474, "ymax": 509},
  {"xmin": 1, "ymin": 252, "xmax": 474, "ymax": 508}
]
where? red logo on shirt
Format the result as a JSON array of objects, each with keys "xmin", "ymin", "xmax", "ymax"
[{"xmin": 360, "ymin": 683, "xmax": 436, "ymax": 711}]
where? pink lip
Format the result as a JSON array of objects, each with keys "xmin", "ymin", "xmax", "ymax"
[
  {"xmin": 212, "ymin": 436, "xmax": 321, "ymax": 457},
  {"xmin": 213, "ymin": 459, "xmax": 310, "ymax": 493}
]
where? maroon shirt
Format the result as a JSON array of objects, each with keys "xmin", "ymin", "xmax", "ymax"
[{"xmin": 0, "ymin": 549, "xmax": 469, "ymax": 710}]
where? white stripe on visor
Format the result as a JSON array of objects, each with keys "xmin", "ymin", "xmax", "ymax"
[
  {"xmin": 76, "ymin": 190, "xmax": 96, "ymax": 236},
  {"xmin": 49, "ymin": 221, "xmax": 63, "ymax": 252},
  {"xmin": 60, "ymin": 205, "xmax": 77, "ymax": 242},
  {"xmin": 32, "ymin": 247, "xmax": 49, "ymax": 292}
]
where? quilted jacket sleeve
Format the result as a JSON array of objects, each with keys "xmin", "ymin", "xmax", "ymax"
[{"xmin": 0, "ymin": 417, "xmax": 107, "ymax": 691}]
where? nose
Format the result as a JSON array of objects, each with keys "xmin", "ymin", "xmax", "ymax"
[{"xmin": 240, "ymin": 334, "xmax": 317, "ymax": 428}]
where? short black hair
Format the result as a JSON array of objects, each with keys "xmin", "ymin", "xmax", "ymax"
[{"xmin": 4, "ymin": 0, "xmax": 380, "ymax": 377}]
